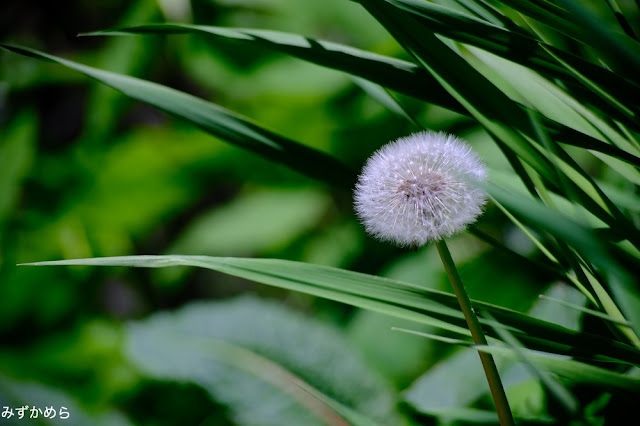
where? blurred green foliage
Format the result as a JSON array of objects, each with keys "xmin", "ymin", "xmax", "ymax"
[{"xmin": 1, "ymin": 0, "xmax": 638, "ymax": 424}]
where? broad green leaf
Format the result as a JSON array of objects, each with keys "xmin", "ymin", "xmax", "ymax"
[
  {"xmin": 130, "ymin": 338, "xmax": 344, "ymax": 426},
  {"xmin": 404, "ymin": 347, "xmax": 507, "ymax": 423},
  {"xmin": 404, "ymin": 347, "xmax": 554, "ymax": 423},
  {"xmin": 348, "ymin": 309, "xmax": 436, "ymax": 387},
  {"xmin": 21, "ymin": 255, "xmax": 640, "ymax": 365},
  {"xmin": 0, "ymin": 44, "xmax": 355, "ymax": 190},
  {"xmin": 125, "ymin": 296, "xmax": 399, "ymax": 425}
]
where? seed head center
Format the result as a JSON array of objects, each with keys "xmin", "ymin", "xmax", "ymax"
[{"xmin": 397, "ymin": 175, "xmax": 444, "ymax": 201}]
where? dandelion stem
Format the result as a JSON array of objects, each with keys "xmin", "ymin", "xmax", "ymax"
[{"xmin": 435, "ymin": 240, "xmax": 514, "ymax": 426}]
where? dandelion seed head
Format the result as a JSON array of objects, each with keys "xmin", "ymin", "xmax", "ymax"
[{"xmin": 354, "ymin": 131, "xmax": 487, "ymax": 246}]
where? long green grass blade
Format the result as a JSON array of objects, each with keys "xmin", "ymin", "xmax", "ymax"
[
  {"xmin": 482, "ymin": 345, "xmax": 640, "ymax": 391},
  {"xmin": 484, "ymin": 312, "xmax": 578, "ymax": 413},
  {"xmin": 491, "ymin": 0, "xmax": 589, "ymax": 44},
  {"xmin": 0, "ymin": 43, "xmax": 355, "ymax": 190},
  {"xmin": 85, "ymin": 25, "xmax": 640, "ymax": 167},
  {"xmin": 540, "ymin": 45, "xmax": 636, "ymax": 120},
  {"xmin": 356, "ymin": 0, "xmax": 640, "ymax": 250},
  {"xmin": 82, "ymin": 24, "xmax": 464, "ymax": 115},
  {"xmin": 495, "ymin": 0, "xmax": 640, "ymax": 80},
  {"xmin": 539, "ymin": 295, "xmax": 631, "ymax": 327},
  {"xmin": 486, "ymin": 183, "xmax": 640, "ymax": 343},
  {"xmin": 395, "ymin": 328, "xmax": 640, "ymax": 391},
  {"xmin": 351, "ymin": 77, "xmax": 421, "ymax": 127},
  {"xmin": 385, "ymin": 0, "xmax": 640, "ymax": 115},
  {"xmin": 20, "ymin": 255, "xmax": 640, "ymax": 365},
  {"xmin": 604, "ymin": 0, "xmax": 639, "ymax": 40},
  {"xmin": 555, "ymin": 0, "xmax": 640, "ymax": 80},
  {"xmin": 356, "ymin": 0, "xmax": 557, "ymax": 183},
  {"xmin": 453, "ymin": 0, "xmax": 510, "ymax": 27}
]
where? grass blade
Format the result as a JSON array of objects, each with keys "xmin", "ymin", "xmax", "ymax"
[
  {"xmin": 82, "ymin": 24, "xmax": 464, "ymax": 114},
  {"xmin": 385, "ymin": 0, "xmax": 640, "ymax": 122},
  {"xmin": 0, "ymin": 43, "xmax": 355, "ymax": 190},
  {"xmin": 20, "ymin": 255, "xmax": 640, "ymax": 365},
  {"xmin": 85, "ymin": 24, "xmax": 640, "ymax": 167},
  {"xmin": 356, "ymin": 0, "xmax": 558, "ymax": 183},
  {"xmin": 484, "ymin": 312, "xmax": 578, "ymax": 414},
  {"xmin": 555, "ymin": 0, "xmax": 640, "ymax": 80},
  {"xmin": 486, "ymin": 182, "xmax": 640, "ymax": 343},
  {"xmin": 538, "ymin": 295, "xmax": 632, "ymax": 327},
  {"xmin": 395, "ymin": 328, "xmax": 640, "ymax": 391}
]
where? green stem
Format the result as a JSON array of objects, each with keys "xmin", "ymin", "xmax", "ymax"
[{"xmin": 435, "ymin": 240, "xmax": 514, "ymax": 426}]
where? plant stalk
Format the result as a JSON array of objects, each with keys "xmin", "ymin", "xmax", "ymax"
[{"xmin": 435, "ymin": 240, "xmax": 514, "ymax": 426}]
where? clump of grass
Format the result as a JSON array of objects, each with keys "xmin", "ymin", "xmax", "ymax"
[{"xmin": 4, "ymin": 0, "xmax": 640, "ymax": 423}]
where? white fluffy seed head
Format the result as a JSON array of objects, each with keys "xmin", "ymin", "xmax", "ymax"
[{"xmin": 354, "ymin": 131, "xmax": 488, "ymax": 247}]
